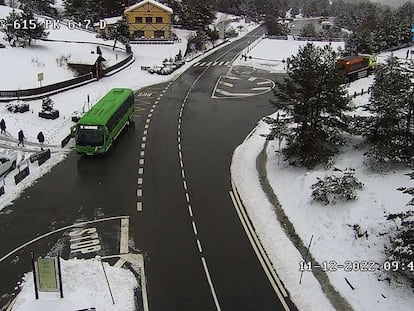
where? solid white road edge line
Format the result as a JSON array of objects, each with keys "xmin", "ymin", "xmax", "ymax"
[
  {"xmin": 201, "ymin": 257, "xmax": 222, "ymax": 311},
  {"xmin": 229, "ymin": 190, "xmax": 290, "ymax": 311},
  {"xmin": 192, "ymin": 221, "xmax": 198, "ymax": 235},
  {"xmin": 231, "ymin": 183, "xmax": 288, "ymax": 298},
  {"xmin": 120, "ymin": 218, "xmax": 129, "ymax": 254}
]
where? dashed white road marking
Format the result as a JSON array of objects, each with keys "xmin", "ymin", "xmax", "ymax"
[
  {"xmin": 143, "ymin": 130, "xmax": 148, "ymax": 135},
  {"xmin": 144, "ymin": 124, "xmax": 149, "ymax": 129},
  {"xmin": 183, "ymin": 179, "xmax": 187, "ymax": 190},
  {"xmin": 185, "ymin": 192, "xmax": 190, "ymax": 202},
  {"xmin": 137, "ymin": 178, "xmax": 143, "ymax": 185},
  {"xmin": 136, "ymin": 202, "xmax": 143, "ymax": 211},
  {"xmin": 137, "ymin": 189, "xmax": 143, "ymax": 197},
  {"xmin": 248, "ymin": 77, "xmax": 257, "ymax": 81},
  {"xmin": 148, "ymin": 113, "xmax": 152, "ymax": 118},
  {"xmin": 150, "ymin": 109, "xmax": 154, "ymax": 113},
  {"xmin": 141, "ymin": 143, "xmax": 146, "ymax": 149},
  {"xmin": 192, "ymin": 221, "xmax": 198, "ymax": 235},
  {"xmin": 138, "ymin": 167, "xmax": 144, "ymax": 175},
  {"xmin": 142, "ymin": 136, "xmax": 147, "ymax": 142},
  {"xmin": 139, "ymin": 159, "xmax": 145, "ymax": 165},
  {"xmin": 188, "ymin": 205, "xmax": 193, "ymax": 217},
  {"xmin": 194, "ymin": 62, "xmax": 201, "ymax": 67},
  {"xmin": 197, "ymin": 239, "xmax": 203, "ymax": 253}
]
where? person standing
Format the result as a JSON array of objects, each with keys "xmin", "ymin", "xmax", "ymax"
[
  {"xmin": 37, "ymin": 131, "xmax": 44, "ymax": 144},
  {"xmin": 37, "ymin": 131, "xmax": 45, "ymax": 150},
  {"xmin": 17, "ymin": 129, "xmax": 25, "ymax": 147},
  {"xmin": 0, "ymin": 119, "xmax": 6, "ymax": 135}
]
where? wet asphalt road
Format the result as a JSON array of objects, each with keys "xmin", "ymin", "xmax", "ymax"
[{"xmin": 0, "ymin": 26, "xmax": 297, "ymax": 310}]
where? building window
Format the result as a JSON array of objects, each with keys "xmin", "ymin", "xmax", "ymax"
[
  {"xmin": 135, "ymin": 17, "xmax": 142, "ymax": 23},
  {"xmin": 133, "ymin": 30, "xmax": 145, "ymax": 38},
  {"xmin": 146, "ymin": 17, "xmax": 152, "ymax": 24},
  {"xmin": 154, "ymin": 30, "xmax": 164, "ymax": 38},
  {"xmin": 156, "ymin": 17, "xmax": 162, "ymax": 24}
]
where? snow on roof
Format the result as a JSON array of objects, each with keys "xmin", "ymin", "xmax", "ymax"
[
  {"xmin": 93, "ymin": 16, "xmax": 123, "ymax": 27},
  {"xmin": 125, "ymin": 0, "xmax": 173, "ymax": 14},
  {"xmin": 68, "ymin": 52, "xmax": 105, "ymax": 66}
]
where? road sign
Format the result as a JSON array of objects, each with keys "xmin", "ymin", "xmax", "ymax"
[{"xmin": 36, "ymin": 257, "xmax": 59, "ymax": 292}]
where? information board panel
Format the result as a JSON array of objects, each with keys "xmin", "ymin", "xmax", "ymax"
[{"xmin": 36, "ymin": 257, "xmax": 59, "ymax": 292}]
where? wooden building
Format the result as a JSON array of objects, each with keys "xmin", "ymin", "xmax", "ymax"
[{"xmin": 124, "ymin": 0, "xmax": 173, "ymax": 40}]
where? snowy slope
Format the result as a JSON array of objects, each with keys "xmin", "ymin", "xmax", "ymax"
[{"xmin": 231, "ymin": 38, "xmax": 414, "ymax": 311}]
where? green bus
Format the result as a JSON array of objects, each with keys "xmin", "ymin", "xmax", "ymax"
[{"xmin": 73, "ymin": 88, "xmax": 135, "ymax": 155}]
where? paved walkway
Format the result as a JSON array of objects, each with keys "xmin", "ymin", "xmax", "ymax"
[
  {"xmin": 0, "ymin": 132, "xmax": 67, "ymax": 153},
  {"xmin": 256, "ymin": 140, "xmax": 354, "ymax": 311}
]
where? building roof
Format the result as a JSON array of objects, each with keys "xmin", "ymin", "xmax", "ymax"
[
  {"xmin": 68, "ymin": 53, "xmax": 105, "ymax": 66},
  {"xmin": 124, "ymin": 0, "xmax": 173, "ymax": 14},
  {"xmin": 93, "ymin": 16, "xmax": 123, "ymax": 27}
]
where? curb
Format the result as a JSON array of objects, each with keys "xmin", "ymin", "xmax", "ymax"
[{"xmin": 256, "ymin": 140, "xmax": 354, "ymax": 311}]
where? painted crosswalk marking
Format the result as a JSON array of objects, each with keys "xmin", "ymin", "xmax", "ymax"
[{"xmin": 193, "ymin": 61, "xmax": 231, "ymax": 68}]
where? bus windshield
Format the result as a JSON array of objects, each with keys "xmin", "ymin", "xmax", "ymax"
[{"xmin": 76, "ymin": 125, "xmax": 104, "ymax": 146}]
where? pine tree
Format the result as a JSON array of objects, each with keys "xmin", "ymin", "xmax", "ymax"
[
  {"xmin": 107, "ymin": 17, "xmax": 130, "ymax": 50},
  {"xmin": 20, "ymin": 5, "xmax": 49, "ymax": 45},
  {"xmin": 19, "ymin": 0, "xmax": 57, "ymax": 16},
  {"xmin": 300, "ymin": 23, "xmax": 318, "ymax": 37},
  {"xmin": 169, "ymin": 0, "xmax": 215, "ymax": 30},
  {"xmin": 363, "ymin": 57, "xmax": 414, "ymax": 166},
  {"xmin": 387, "ymin": 172, "xmax": 414, "ymax": 285},
  {"xmin": 64, "ymin": 0, "xmax": 124, "ymax": 22},
  {"xmin": 272, "ymin": 43, "xmax": 351, "ymax": 168}
]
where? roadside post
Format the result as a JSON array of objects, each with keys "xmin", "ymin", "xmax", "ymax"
[{"xmin": 37, "ymin": 72, "xmax": 44, "ymax": 87}]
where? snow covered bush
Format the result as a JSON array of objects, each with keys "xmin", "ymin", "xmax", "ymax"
[
  {"xmin": 386, "ymin": 172, "xmax": 414, "ymax": 286},
  {"xmin": 310, "ymin": 169, "xmax": 364, "ymax": 205},
  {"xmin": 56, "ymin": 54, "xmax": 71, "ymax": 67}
]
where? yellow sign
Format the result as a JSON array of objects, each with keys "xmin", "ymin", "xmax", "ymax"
[
  {"xmin": 37, "ymin": 72, "xmax": 44, "ymax": 82},
  {"xmin": 37, "ymin": 257, "xmax": 58, "ymax": 291}
]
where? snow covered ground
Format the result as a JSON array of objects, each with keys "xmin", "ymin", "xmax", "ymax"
[
  {"xmin": 231, "ymin": 38, "xmax": 414, "ymax": 310},
  {"xmin": 12, "ymin": 257, "xmax": 138, "ymax": 311},
  {"xmin": 233, "ymin": 36, "xmax": 344, "ymax": 72},
  {"xmin": 0, "ymin": 7, "xmax": 259, "ymax": 309}
]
